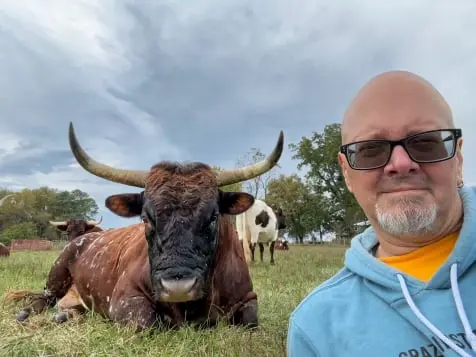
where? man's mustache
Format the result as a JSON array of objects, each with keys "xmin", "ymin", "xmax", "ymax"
[{"xmin": 377, "ymin": 176, "xmax": 430, "ymax": 194}]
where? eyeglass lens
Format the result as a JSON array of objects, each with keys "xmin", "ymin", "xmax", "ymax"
[{"xmin": 346, "ymin": 130, "xmax": 457, "ymax": 169}]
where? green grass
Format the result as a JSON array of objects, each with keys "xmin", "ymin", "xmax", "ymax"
[{"xmin": 0, "ymin": 244, "xmax": 346, "ymax": 357}]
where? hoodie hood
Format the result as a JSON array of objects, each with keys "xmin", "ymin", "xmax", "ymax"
[{"xmin": 344, "ymin": 185, "xmax": 476, "ymax": 356}]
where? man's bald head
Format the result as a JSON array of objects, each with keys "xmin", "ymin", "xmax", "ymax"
[
  {"xmin": 338, "ymin": 70, "xmax": 463, "ymax": 250},
  {"xmin": 341, "ymin": 70, "xmax": 454, "ymax": 143}
]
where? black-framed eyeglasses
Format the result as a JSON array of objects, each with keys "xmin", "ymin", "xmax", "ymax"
[{"xmin": 340, "ymin": 128, "xmax": 462, "ymax": 170}]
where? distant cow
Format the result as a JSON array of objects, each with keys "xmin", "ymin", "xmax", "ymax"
[
  {"xmin": 235, "ymin": 200, "xmax": 286, "ymax": 265},
  {"xmin": 275, "ymin": 239, "xmax": 289, "ymax": 251},
  {"xmin": 49, "ymin": 217, "xmax": 103, "ymax": 241},
  {"xmin": 0, "ymin": 243, "xmax": 9, "ymax": 257},
  {"xmin": 6, "ymin": 122, "xmax": 284, "ymax": 331}
]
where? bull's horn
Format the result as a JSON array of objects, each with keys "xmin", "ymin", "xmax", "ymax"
[
  {"xmin": 87, "ymin": 215, "xmax": 102, "ymax": 225},
  {"xmin": 216, "ymin": 130, "xmax": 284, "ymax": 187},
  {"xmin": 0, "ymin": 194, "xmax": 13, "ymax": 207},
  {"xmin": 49, "ymin": 220, "xmax": 67, "ymax": 226},
  {"xmin": 69, "ymin": 122, "xmax": 148, "ymax": 188}
]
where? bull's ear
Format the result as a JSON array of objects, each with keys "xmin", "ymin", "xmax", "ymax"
[
  {"xmin": 218, "ymin": 191, "xmax": 254, "ymax": 215},
  {"xmin": 105, "ymin": 193, "xmax": 143, "ymax": 217}
]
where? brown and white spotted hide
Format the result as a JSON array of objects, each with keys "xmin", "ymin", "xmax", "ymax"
[{"xmin": 13, "ymin": 215, "xmax": 257, "ymax": 330}]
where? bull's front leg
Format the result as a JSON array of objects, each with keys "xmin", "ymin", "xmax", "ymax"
[
  {"xmin": 229, "ymin": 295, "xmax": 258, "ymax": 329},
  {"xmin": 12, "ymin": 239, "xmax": 88, "ymax": 322},
  {"xmin": 109, "ymin": 283, "xmax": 186, "ymax": 332},
  {"xmin": 109, "ymin": 291, "xmax": 159, "ymax": 332},
  {"xmin": 53, "ymin": 284, "xmax": 88, "ymax": 323}
]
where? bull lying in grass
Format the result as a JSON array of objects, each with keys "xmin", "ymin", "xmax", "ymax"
[{"xmin": 6, "ymin": 122, "xmax": 284, "ymax": 331}]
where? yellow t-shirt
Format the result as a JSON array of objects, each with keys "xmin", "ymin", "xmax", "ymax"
[{"xmin": 378, "ymin": 231, "xmax": 459, "ymax": 283}]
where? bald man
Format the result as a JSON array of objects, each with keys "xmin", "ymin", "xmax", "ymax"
[{"xmin": 287, "ymin": 71, "xmax": 476, "ymax": 357}]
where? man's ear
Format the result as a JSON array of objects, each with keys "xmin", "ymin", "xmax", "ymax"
[
  {"xmin": 338, "ymin": 152, "xmax": 353, "ymax": 193},
  {"xmin": 218, "ymin": 191, "xmax": 254, "ymax": 215},
  {"xmin": 105, "ymin": 192, "xmax": 143, "ymax": 217}
]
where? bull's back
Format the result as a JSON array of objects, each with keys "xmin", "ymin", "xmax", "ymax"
[
  {"xmin": 86, "ymin": 226, "xmax": 104, "ymax": 234},
  {"xmin": 71, "ymin": 223, "xmax": 148, "ymax": 314}
]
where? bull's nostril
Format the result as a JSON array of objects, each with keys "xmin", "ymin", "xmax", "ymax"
[{"xmin": 160, "ymin": 277, "xmax": 197, "ymax": 293}]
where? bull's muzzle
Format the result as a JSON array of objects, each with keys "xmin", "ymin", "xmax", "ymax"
[{"xmin": 159, "ymin": 277, "xmax": 199, "ymax": 302}]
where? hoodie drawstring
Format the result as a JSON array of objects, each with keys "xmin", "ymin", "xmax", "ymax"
[
  {"xmin": 397, "ymin": 263, "xmax": 476, "ymax": 357},
  {"xmin": 450, "ymin": 264, "xmax": 476, "ymax": 351}
]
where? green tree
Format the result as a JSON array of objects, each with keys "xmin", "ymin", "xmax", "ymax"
[
  {"xmin": 289, "ymin": 123, "xmax": 367, "ymax": 241},
  {"xmin": 0, "ymin": 191, "xmax": 25, "ymax": 230},
  {"xmin": 0, "ymin": 222, "xmax": 37, "ymax": 245},
  {"xmin": 266, "ymin": 174, "xmax": 328, "ymax": 244},
  {"xmin": 48, "ymin": 189, "xmax": 99, "ymax": 220}
]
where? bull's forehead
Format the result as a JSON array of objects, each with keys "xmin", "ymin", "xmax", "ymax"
[
  {"xmin": 69, "ymin": 220, "xmax": 86, "ymax": 228},
  {"xmin": 144, "ymin": 162, "xmax": 219, "ymax": 216}
]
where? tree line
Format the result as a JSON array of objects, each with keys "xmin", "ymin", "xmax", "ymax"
[
  {"xmin": 0, "ymin": 123, "xmax": 368, "ymax": 245},
  {"xmin": 0, "ymin": 187, "xmax": 99, "ymax": 244}
]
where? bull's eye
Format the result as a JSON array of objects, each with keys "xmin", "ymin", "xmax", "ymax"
[
  {"xmin": 142, "ymin": 215, "xmax": 153, "ymax": 231},
  {"xmin": 208, "ymin": 213, "xmax": 218, "ymax": 229}
]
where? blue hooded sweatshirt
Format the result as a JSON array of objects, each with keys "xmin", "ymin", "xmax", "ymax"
[{"xmin": 287, "ymin": 186, "xmax": 476, "ymax": 357}]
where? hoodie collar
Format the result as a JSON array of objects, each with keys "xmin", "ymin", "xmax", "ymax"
[{"xmin": 345, "ymin": 186, "xmax": 476, "ymax": 291}]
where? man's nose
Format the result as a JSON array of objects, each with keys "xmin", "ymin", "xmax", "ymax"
[{"xmin": 383, "ymin": 145, "xmax": 420, "ymax": 175}]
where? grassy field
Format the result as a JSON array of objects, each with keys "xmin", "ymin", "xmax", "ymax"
[{"xmin": 0, "ymin": 244, "xmax": 347, "ymax": 357}]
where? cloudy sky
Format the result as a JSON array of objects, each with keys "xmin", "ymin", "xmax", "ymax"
[{"xmin": 0, "ymin": 1, "xmax": 475, "ymax": 229}]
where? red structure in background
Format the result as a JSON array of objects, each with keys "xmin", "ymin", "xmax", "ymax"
[{"xmin": 10, "ymin": 239, "xmax": 53, "ymax": 251}]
